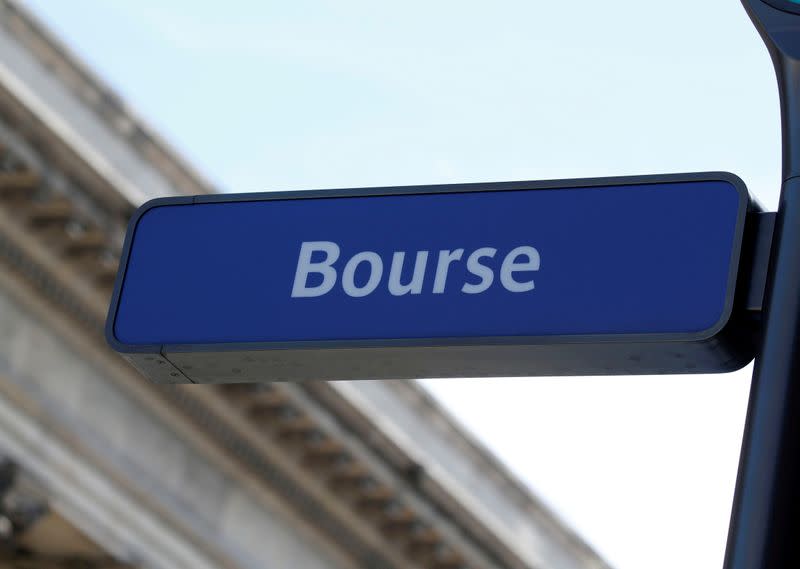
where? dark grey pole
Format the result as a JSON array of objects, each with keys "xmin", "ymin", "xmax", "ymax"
[{"xmin": 725, "ymin": 2, "xmax": 800, "ymax": 568}]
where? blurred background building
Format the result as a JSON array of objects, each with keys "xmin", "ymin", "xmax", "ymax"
[{"xmin": 0, "ymin": 2, "xmax": 611, "ymax": 568}]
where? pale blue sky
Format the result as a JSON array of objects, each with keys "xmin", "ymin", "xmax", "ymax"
[{"xmin": 20, "ymin": 2, "xmax": 782, "ymax": 569}]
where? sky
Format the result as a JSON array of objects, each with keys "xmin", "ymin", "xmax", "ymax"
[{"xmin": 18, "ymin": 2, "xmax": 782, "ymax": 568}]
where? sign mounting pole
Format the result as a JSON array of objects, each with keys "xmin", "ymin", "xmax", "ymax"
[{"xmin": 726, "ymin": 1, "xmax": 800, "ymax": 567}]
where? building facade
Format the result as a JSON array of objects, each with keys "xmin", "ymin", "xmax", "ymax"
[{"xmin": 0, "ymin": 2, "xmax": 612, "ymax": 568}]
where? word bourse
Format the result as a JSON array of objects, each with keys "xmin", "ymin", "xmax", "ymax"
[{"xmin": 291, "ymin": 241, "xmax": 542, "ymax": 298}]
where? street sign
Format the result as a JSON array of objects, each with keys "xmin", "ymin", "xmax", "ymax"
[{"xmin": 106, "ymin": 172, "xmax": 757, "ymax": 383}]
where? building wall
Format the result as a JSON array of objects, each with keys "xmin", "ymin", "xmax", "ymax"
[
  {"xmin": 0, "ymin": 226, "xmax": 353, "ymax": 569},
  {"xmin": 0, "ymin": 2, "xmax": 614, "ymax": 568}
]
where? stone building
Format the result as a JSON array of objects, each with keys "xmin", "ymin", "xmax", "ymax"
[{"xmin": 0, "ymin": 2, "xmax": 612, "ymax": 568}]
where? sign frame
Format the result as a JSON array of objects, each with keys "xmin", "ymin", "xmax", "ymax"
[{"xmin": 106, "ymin": 171, "xmax": 758, "ymax": 383}]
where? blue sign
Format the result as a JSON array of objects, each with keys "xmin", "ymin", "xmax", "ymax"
[{"xmin": 106, "ymin": 173, "xmax": 755, "ymax": 383}]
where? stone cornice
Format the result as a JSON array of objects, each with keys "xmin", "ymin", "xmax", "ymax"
[
  {"xmin": 0, "ymin": 2, "xmax": 613, "ymax": 567},
  {"xmin": 1, "ymin": 0, "xmax": 217, "ymax": 199},
  {"xmin": 0, "ymin": 130, "xmax": 506, "ymax": 569}
]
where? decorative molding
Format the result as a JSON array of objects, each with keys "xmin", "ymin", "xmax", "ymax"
[
  {"xmin": 0, "ymin": 0, "xmax": 218, "ymax": 199},
  {"xmin": 0, "ymin": 3, "xmax": 613, "ymax": 568}
]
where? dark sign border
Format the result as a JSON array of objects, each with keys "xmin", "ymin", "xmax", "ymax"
[
  {"xmin": 760, "ymin": 0, "xmax": 800, "ymax": 15},
  {"xmin": 105, "ymin": 172, "xmax": 757, "ymax": 383}
]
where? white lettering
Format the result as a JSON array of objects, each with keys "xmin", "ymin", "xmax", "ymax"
[
  {"xmin": 291, "ymin": 241, "xmax": 340, "ymax": 298},
  {"xmin": 388, "ymin": 251, "xmax": 429, "ymax": 296},
  {"xmin": 342, "ymin": 251, "xmax": 383, "ymax": 297},
  {"xmin": 291, "ymin": 242, "xmax": 540, "ymax": 298},
  {"xmin": 500, "ymin": 246, "xmax": 540, "ymax": 292},
  {"xmin": 432, "ymin": 249, "xmax": 464, "ymax": 294},
  {"xmin": 462, "ymin": 247, "xmax": 497, "ymax": 294}
]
